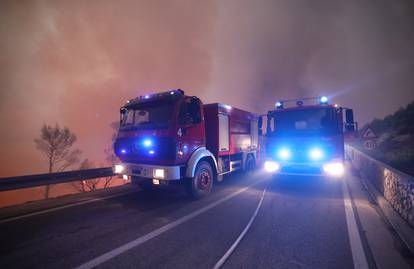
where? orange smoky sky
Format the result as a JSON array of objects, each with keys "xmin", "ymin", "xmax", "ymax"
[{"xmin": 1, "ymin": 0, "xmax": 414, "ymax": 177}]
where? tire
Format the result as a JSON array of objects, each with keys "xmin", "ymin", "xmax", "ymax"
[
  {"xmin": 245, "ymin": 155, "xmax": 256, "ymax": 173},
  {"xmin": 186, "ymin": 161, "xmax": 213, "ymax": 199}
]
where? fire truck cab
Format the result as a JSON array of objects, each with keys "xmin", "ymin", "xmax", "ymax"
[
  {"xmin": 261, "ymin": 96, "xmax": 356, "ymax": 177},
  {"xmin": 113, "ymin": 89, "xmax": 260, "ymax": 198}
]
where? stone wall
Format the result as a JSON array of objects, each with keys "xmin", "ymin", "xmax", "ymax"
[{"xmin": 346, "ymin": 145, "xmax": 414, "ymax": 228}]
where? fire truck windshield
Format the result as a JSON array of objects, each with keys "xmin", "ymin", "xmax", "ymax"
[
  {"xmin": 120, "ymin": 100, "xmax": 175, "ymax": 129},
  {"xmin": 269, "ymin": 107, "xmax": 339, "ymax": 136}
]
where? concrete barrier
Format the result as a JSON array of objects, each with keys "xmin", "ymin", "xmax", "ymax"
[{"xmin": 345, "ymin": 144, "xmax": 414, "ymax": 227}]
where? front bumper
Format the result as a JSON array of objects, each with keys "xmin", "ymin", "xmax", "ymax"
[
  {"xmin": 264, "ymin": 160, "xmax": 344, "ymax": 177},
  {"xmin": 113, "ymin": 163, "xmax": 182, "ymax": 180}
]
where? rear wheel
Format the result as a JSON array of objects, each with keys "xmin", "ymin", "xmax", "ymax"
[{"xmin": 186, "ymin": 161, "xmax": 213, "ymax": 199}]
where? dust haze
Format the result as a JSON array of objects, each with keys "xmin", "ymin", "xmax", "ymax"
[{"xmin": 1, "ymin": 0, "xmax": 413, "ymax": 176}]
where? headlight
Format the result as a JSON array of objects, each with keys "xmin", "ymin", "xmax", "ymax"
[
  {"xmin": 323, "ymin": 162, "xmax": 344, "ymax": 177},
  {"xmin": 114, "ymin": 164, "xmax": 125, "ymax": 174},
  {"xmin": 154, "ymin": 169, "xmax": 165, "ymax": 179},
  {"xmin": 264, "ymin": 161, "xmax": 280, "ymax": 173},
  {"xmin": 277, "ymin": 148, "xmax": 291, "ymax": 160},
  {"xmin": 309, "ymin": 148, "xmax": 324, "ymax": 160}
]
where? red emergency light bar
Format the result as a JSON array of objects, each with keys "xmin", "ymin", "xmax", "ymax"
[{"xmin": 275, "ymin": 96, "xmax": 328, "ymax": 109}]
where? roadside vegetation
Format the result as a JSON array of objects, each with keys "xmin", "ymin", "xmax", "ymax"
[
  {"xmin": 33, "ymin": 123, "xmax": 121, "ymax": 198},
  {"xmin": 362, "ymin": 101, "xmax": 414, "ymax": 176}
]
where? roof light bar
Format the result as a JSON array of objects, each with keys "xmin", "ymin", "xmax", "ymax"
[
  {"xmin": 129, "ymin": 89, "xmax": 184, "ymax": 103},
  {"xmin": 273, "ymin": 95, "xmax": 330, "ymax": 109}
]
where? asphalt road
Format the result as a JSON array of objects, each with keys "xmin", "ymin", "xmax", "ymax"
[{"xmin": 0, "ymin": 170, "xmax": 410, "ymax": 269}]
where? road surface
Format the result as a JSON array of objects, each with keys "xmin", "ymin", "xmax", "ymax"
[{"xmin": 0, "ymin": 168, "xmax": 412, "ymax": 269}]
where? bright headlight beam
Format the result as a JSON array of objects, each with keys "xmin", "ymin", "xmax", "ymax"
[
  {"xmin": 323, "ymin": 162, "xmax": 344, "ymax": 177},
  {"xmin": 264, "ymin": 161, "xmax": 279, "ymax": 173},
  {"xmin": 154, "ymin": 169, "xmax": 165, "ymax": 179},
  {"xmin": 114, "ymin": 164, "xmax": 125, "ymax": 174}
]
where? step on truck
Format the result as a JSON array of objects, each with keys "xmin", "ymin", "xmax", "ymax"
[
  {"xmin": 261, "ymin": 96, "xmax": 357, "ymax": 177},
  {"xmin": 113, "ymin": 89, "xmax": 260, "ymax": 198}
]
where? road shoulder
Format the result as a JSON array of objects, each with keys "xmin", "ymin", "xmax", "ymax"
[
  {"xmin": 346, "ymin": 166, "xmax": 413, "ymax": 269},
  {"xmin": 0, "ymin": 184, "xmax": 133, "ymax": 222}
]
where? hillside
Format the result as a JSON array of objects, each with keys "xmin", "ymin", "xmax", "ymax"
[{"xmin": 363, "ymin": 101, "xmax": 414, "ymax": 176}]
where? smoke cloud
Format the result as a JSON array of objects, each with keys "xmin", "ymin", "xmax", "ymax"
[{"xmin": 0, "ymin": 0, "xmax": 413, "ymax": 176}]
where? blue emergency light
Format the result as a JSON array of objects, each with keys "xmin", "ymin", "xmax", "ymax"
[
  {"xmin": 320, "ymin": 96, "xmax": 328, "ymax": 104},
  {"xmin": 143, "ymin": 139, "xmax": 153, "ymax": 147},
  {"xmin": 277, "ymin": 148, "xmax": 291, "ymax": 160},
  {"xmin": 275, "ymin": 101, "xmax": 283, "ymax": 109}
]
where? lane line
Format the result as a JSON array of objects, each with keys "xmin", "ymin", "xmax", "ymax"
[
  {"xmin": 0, "ymin": 191, "xmax": 134, "ymax": 224},
  {"xmin": 75, "ymin": 180, "xmax": 262, "ymax": 269},
  {"xmin": 342, "ymin": 179, "xmax": 369, "ymax": 269},
  {"xmin": 213, "ymin": 188, "xmax": 266, "ymax": 269}
]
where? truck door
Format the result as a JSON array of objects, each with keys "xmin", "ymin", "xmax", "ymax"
[{"xmin": 176, "ymin": 98, "xmax": 206, "ymax": 163}]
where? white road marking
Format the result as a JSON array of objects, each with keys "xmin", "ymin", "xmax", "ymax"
[
  {"xmin": 0, "ymin": 191, "xmax": 133, "ymax": 224},
  {"xmin": 75, "ymin": 181, "xmax": 262, "ymax": 269},
  {"xmin": 213, "ymin": 188, "xmax": 266, "ymax": 269},
  {"xmin": 342, "ymin": 179, "xmax": 369, "ymax": 269}
]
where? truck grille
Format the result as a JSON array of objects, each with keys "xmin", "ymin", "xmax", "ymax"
[
  {"xmin": 267, "ymin": 145, "xmax": 337, "ymax": 163},
  {"xmin": 114, "ymin": 137, "xmax": 176, "ymax": 162},
  {"xmin": 280, "ymin": 166, "xmax": 322, "ymax": 174}
]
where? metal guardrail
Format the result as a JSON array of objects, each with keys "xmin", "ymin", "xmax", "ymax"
[{"xmin": 0, "ymin": 167, "xmax": 114, "ymax": 191}]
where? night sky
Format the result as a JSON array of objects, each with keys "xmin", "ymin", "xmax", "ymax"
[{"xmin": 1, "ymin": 0, "xmax": 413, "ymax": 177}]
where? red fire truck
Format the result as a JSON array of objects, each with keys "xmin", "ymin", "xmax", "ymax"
[
  {"xmin": 113, "ymin": 89, "xmax": 260, "ymax": 198},
  {"xmin": 261, "ymin": 96, "xmax": 357, "ymax": 177}
]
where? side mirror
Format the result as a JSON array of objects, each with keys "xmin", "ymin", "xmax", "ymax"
[
  {"xmin": 345, "ymin": 109, "xmax": 354, "ymax": 123},
  {"xmin": 258, "ymin": 116, "xmax": 263, "ymax": 135},
  {"xmin": 345, "ymin": 109, "xmax": 355, "ymax": 132},
  {"xmin": 120, "ymin": 107, "xmax": 127, "ymax": 123}
]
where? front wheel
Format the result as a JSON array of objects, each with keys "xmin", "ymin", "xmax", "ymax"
[
  {"xmin": 245, "ymin": 155, "xmax": 256, "ymax": 173},
  {"xmin": 186, "ymin": 161, "xmax": 213, "ymax": 199}
]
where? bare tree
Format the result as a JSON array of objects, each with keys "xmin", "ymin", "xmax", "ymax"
[
  {"xmin": 73, "ymin": 158, "xmax": 115, "ymax": 192},
  {"xmin": 72, "ymin": 121, "xmax": 121, "ymax": 193},
  {"xmin": 34, "ymin": 123, "xmax": 82, "ymax": 198},
  {"xmin": 77, "ymin": 159, "xmax": 100, "ymax": 192}
]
